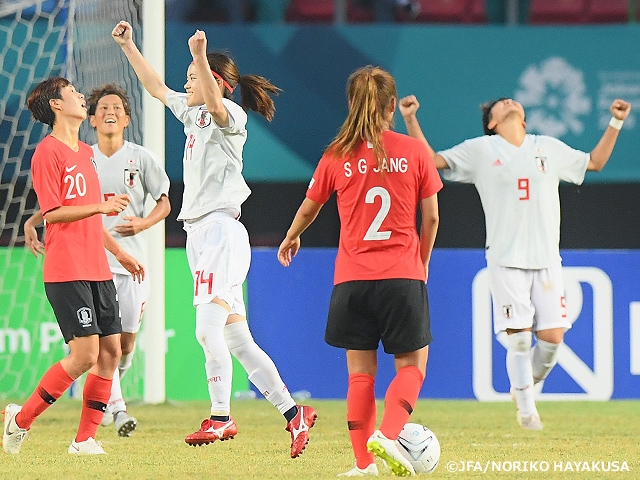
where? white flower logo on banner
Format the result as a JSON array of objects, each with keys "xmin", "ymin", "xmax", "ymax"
[{"xmin": 515, "ymin": 57, "xmax": 591, "ymax": 137}]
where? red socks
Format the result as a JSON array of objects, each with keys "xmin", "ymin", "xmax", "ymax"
[
  {"xmin": 13, "ymin": 363, "xmax": 113, "ymax": 444},
  {"xmin": 379, "ymin": 366, "xmax": 424, "ymax": 440},
  {"xmin": 75, "ymin": 373, "xmax": 112, "ymax": 442},
  {"xmin": 346, "ymin": 373, "xmax": 376, "ymax": 469},
  {"xmin": 15, "ymin": 361, "xmax": 74, "ymax": 430}
]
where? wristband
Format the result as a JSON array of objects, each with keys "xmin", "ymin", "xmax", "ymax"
[{"xmin": 609, "ymin": 117, "xmax": 624, "ymax": 130}]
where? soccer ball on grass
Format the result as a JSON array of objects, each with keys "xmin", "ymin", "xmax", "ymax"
[{"xmin": 395, "ymin": 422, "xmax": 440, "ymax": 474}]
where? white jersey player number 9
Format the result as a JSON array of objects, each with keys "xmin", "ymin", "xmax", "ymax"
[{"xmin": 518, "ymin": 177, "xmax": 530, "ymax": 201}]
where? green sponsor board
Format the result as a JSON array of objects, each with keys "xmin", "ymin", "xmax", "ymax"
[{"xmin": 0, "ymin": 247, "xmax": 248, "ymax": 401}]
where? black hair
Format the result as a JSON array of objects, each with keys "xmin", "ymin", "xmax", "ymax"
[
  {"xmin": 26, "ymin": 77, "xmax": 71, "ymax": 128},
  {"xmin": 480, "ymin": 97, "xmax": 509, "ymax": 135},
  {"xmin": 86, "ymin": 83, "xmax": 132, "ymax": 117}
]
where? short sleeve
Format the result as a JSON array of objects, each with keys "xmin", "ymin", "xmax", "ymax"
[
  {"xmin": 419, "ymin": 148, "xmax": 443, "ymax": 200},
  {"xmin": 219, "ymin": 98, "xmax": 247, "ymax": 135},
  {"xmin": 165, "ymin": 90, "xmax": 189, "ymax": 123},
  {"xmin": 439, "ymin": 137, "xmax": 484, "ymax": 184},
  {"xmin": 31, "ymin": 145, "xmax": 62, "ymax": 215},
  {"xmin": 542, "ymin": 136, "xmax": 590, "ymax": 185},
  {"xmin": 306, "ymin": 155, "xmax": 335, "ymax": 205},
  {"xmin": 140, "ymin": 148, "xmax": 170, "ymax": 201}
]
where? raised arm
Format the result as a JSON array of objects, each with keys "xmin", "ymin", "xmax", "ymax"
[
  {"xmin": 399, "ymin": 95, "xmax": 449, "ymax": 170},
  {"xmin": 188, "ymin": 30, "xmax": 229, "ymax": 127},
  {"xmin": 588, "ymin": 99, "xmax": 631, "ymax": 172},
  {"xmin": 112, "ymin": 21, "xmax": 170, "ymax": 105},
  {"xmin": 277, "ymin": 198, "xmax": 323, "ymax": 267}
]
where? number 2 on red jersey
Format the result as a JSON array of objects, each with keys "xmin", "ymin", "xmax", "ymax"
[{"xmin": 363, "ymin": 186, "xmax": 392, "ymax": 241}]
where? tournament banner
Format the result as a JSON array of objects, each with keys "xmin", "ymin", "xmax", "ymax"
[
  {"xmin": 246, "ymin": 248, "xmax": 640, "ymax": 400},
  {"xmin": 2, "ymin": 248, "xmax": 639, "ymax": 400},
  {"xmin": 0, "ymin": 248, "xmax": 249, "ymax": 402}
]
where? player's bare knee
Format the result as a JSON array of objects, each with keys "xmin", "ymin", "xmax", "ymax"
[
  {"xmin": 121, "ymin": 344, "xmax": 134, "ymax": 356},
  {"xmin": 120, "ymin": 334, "xmax": 136, "ymax": 355},
  {"xmin": 99, "ymin": 345, "xmax": 122, "ymax": 372},
  {"xmin": 535, "ymin": 328, "xmax": 564, "ymax": 344},
  {"xmin": 70, "ymin": 351, "xmax": 99, "ymax": 373}
]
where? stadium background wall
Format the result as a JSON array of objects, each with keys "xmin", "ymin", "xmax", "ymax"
[
  {"xmin": 5, "ymin": 24, "xmax": 640, "ymax": 185},
  {"xmin": 161, "ymin": 23, "xmax": 640, "ymax": 184},
  {"xmin": 159, "ymin": 23, "xmax": 640, "ymax": 249},
  {"xmin": 2, "ymin": 247, "xmax": 640, "ymax": 400},
  {"xmin": 3, "ymin": 21, "xmax": 640, "ymax": 401},
  {"xmin": 3, "ymin": 22, "xmax": 640, "ymax": 248},
  {"xmin": 0, "ymin": 248, "xmax": 249, "ymax": 401}
]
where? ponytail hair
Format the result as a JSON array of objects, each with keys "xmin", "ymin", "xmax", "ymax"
[
  {"xmin": 325, "ymin": 65, "xmax": 396, "ymax": 170},
  {"xmin": 206, "ymin": 52, "xmax": 281, "ymax": 122}
]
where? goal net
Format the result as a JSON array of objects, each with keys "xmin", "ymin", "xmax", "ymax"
[{"xmin": 0, "ymin": 0, "xmax": 146, "ymax": 401}]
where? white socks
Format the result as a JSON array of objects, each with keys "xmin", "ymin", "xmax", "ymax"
[
  {"xmin": 224, "ymin": 321, "xmax": 296, "ymax": 415},
  {"xmin": 108, "ymin": 347, "xmax": 135, "ymax": 413},
  {"xmin": 532, "ymin": 338, "xmax": 560, "ymax": 385},
  {"xmin": 196, "ymin": 303, "xmax": 233, "ymax": 416},
  {"xmin": 108, "ymin": 368, "xmax": 126, "ymax": 413},
  {"xmin": 118, "ymin": 348, "xmax": 135, "ymax": 379},
  {"xmin": 506, "ymin": 331, "xmax": 537, "ymax": 418},
  {"xmin": 195, "ymin": 306, "xmax": 296, "ymax": 417}
]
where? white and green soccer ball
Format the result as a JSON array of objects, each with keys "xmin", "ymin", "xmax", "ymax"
[{"xmin": 395, "ymin": 423, "xmax": 440, "ymax": 474}]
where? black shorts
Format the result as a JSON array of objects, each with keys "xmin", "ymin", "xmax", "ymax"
[
  {"xmin": 325, "ymin": 279, "xmax": 432, "ymax": 354},
  {"xmin": 44, "ymin": 280, "xmax": 122, "ymax": 343}
]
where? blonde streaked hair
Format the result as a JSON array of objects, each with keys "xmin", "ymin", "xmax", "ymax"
[{"xmin": 325, "ymin": 65, "xmax": 396, "ymax": 171}]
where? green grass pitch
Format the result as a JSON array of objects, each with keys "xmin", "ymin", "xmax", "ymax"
[{"xmin": 1, "ymin": 399, "xmax": 638, "ymax": 479}]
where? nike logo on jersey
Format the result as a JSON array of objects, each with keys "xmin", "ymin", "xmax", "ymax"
[{"xmin": 65, "ymin": 165, "xmax": 77, "ymax": 172}]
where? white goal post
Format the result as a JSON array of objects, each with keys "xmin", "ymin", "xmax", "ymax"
[{"xmin": 141, "ymin": 0, "xmax": 166, "ymax": 404}]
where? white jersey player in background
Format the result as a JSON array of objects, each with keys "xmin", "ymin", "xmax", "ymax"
[
  {"xmin": 399, "ymin": 95, "xmax": 630, "ymax": 430},
  {"xmin": 87, "ymin": 84, "xmax": 171, "ymax": 435},
  {"xmin": 24, "ymin": 84, "xmax": 171, "ymax": 437},
  {"xmin": 112, "ymin": 21, "xmax": 316, "ymax": 458}
]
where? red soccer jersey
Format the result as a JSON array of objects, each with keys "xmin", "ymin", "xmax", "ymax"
[
  {"xmin": 31, "ymin": 135, "xmax": 112, "ymax": 282},
  {"xmin": 307, "ymin": 130, "xmax": 443, "ymax": 284}
]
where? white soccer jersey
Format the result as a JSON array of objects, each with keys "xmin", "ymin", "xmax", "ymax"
[
  {"xmin": 94, "ymin": 141, "xmax": 170, "ymax": 274},
  {"xmin": 439, "ymin": 134, "xmax": 590, "ymax": 269},
  {"xmin": 166, "ymin": 91, "xmax": 251, "ymax": 221}
]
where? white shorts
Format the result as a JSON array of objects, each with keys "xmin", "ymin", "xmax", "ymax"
[
  {"xmin": 113, "ymin": 272, "xmax": 150, "ymax": 334},
  {"xmin": 488, "ymin": 262, "xmax": 571, "ymax": 335},
  {"xmin": 184, "ymin": 211, "xmax": 249, "ymax": 316}
]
